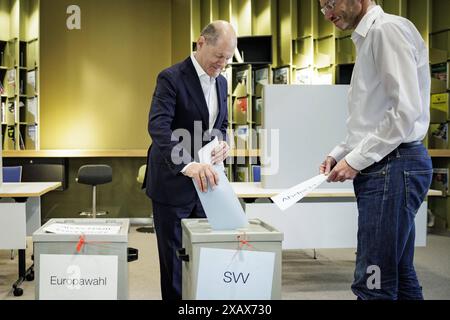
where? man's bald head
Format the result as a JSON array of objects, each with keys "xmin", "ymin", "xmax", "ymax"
[{"xmin": 200, "ymin": 20, "xmax": 237, "ymax": 47}]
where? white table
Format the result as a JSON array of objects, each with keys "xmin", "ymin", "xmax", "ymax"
[
  {"xmin": 231, "ymin": 183, "xmax": 442, "ymax": 250},
  {"xmin": 0, "ymin": 182, "xmax": 61, "ymax": 296}
]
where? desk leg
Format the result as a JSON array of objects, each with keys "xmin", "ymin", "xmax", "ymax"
[
  {"xmin": 12, "ymin": 249, "xmax": 26, "ymax": 296},
  {"xmin": 18, "ymin": 249, "xmax": 26, "ymax": 278},
  {"xmin": 13, "ymin": 249, "xmax": 34, "ymax": 297}
]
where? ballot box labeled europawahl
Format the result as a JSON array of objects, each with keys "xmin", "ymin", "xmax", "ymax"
[
  {"xmin": 179, "ymin": 219, "xmax": 283, "ymax": 300},
  {"xmin": 33, "ymin": 218, "xmax": 137, "ymax": 300}
]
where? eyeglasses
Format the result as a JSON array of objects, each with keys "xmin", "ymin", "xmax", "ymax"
[{"xmin": 321, "ymin": 0, "xmax": 336, "ymax": 15}]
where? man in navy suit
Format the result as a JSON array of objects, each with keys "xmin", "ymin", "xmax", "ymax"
[{"xmin": 145, "ymin": 21, "xmax": 237, "ymax": 300}]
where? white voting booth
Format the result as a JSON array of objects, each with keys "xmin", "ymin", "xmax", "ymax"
[{"xmin": 247, "ymin": 85, "xmax": 428, "ymax": 249}]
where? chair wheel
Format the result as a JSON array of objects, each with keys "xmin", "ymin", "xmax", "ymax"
[
  {"xmin": 13, "ymin": 287, "xmax": 23, "ymax": 297},
  {"xmin": 26, "ymin": 272, "xmax": 34, "ymax": 281}
]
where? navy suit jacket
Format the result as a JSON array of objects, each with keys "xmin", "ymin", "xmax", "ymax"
[{"xmin": 145, "ymin": 57, "xmax": 228, "ymax": 206}]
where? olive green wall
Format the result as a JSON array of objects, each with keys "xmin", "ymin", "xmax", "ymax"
[{"xmin": 40, "ymin": 0, "xmax": 172, "ymax": 149}]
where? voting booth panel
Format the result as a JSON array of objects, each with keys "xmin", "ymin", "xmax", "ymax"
[
  {"xmin": 261, "ymin": 85, "xmax": 352, "ymax": 189},
  {"xmin": 33, "ymin": 219, "xmax": 132, "ymax": 300},
  {"xmin": 180, "ymin": 219, "xmax": 283, "ymax": 300}
]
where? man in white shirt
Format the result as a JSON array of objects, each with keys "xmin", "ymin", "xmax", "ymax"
[
  {"xmin": 144, "ymin": 21, "xmax": 236, "ymax": 299},
  {"xmin": 319, "ymin": 0, "xmax": 432, "ymax": 300}
]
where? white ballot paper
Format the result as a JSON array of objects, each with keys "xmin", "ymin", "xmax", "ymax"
[
  {"xmin": 198, "ymin": 136, "xmax": 218, "ymax": 165},
  {"xmin": 44, "ymin": 223, "xmax": 121, "ymax": 235},
  {"xmin": 193, "ymin": 139, "xmax": 248, "ymax": 230},
  {"xmin": 271, "ymin": 174, "xmax": 328, "ymax": 211}
]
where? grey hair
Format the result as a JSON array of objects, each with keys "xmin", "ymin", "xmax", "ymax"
[{"xmin": 200, "ymin": 23, "xmax": 221, "ymax": 46}]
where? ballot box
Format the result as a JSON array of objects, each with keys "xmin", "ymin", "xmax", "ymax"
[
  {"xmin": 32, "ymin": 218, "xmax": 137, "ymax": 300},
  {"xmin": 180, "ymin": 219, "xmax": 283, "ymax": 300}
]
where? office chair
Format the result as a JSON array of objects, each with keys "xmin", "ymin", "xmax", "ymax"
[
  {"xmin": 2, "ymin": 166, "xmax": 23, "ymax": 260},
  {"xmin": 3, "ymin": 166, "xmax": 22, "ymax": 183},
  {"xmin": 76, "ymin": 165, "xmax": 112, "ymax": 219},
  {"xmin": 136, "ymin": 164, "xmax": 154, "ymax": 233}
]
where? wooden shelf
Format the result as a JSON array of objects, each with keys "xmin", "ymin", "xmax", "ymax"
[
  {"xmin": 2, "ymin": 149, "xmax": 261, "ymax": 158},
  {"xmin": 428, "ymin": 149, "xmax": 450, "ymax": 157},
  {"xmin": 2, "ymin": 149, "xmax": 148, "ymax": 158},
  {"xmin": 230, "ymin": 149, "xmax": 260, "ymax": 157},
  {"xmin": 231, "ymin": 183, "xmax": 443, "ymax": 198}
]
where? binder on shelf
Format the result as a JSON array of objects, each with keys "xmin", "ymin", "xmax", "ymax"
[
  {"xmin": 26, "ymin": 97, "xmax": 38, "ymax": 123},
  {"xmin": 6, "ymin": 100, "xmax": 15, "ymax": 125},
  {"xmin": 234, "ymin": 124, "xmax": 249, "ymax": 152},
  {"xmin": 232, "ymin": 97, "xmax": 248, "ymax": 125},
  {"xmin": 252, "ymin": 165, "xmax": 261, "ymax": 183},
  {"xmin": 431, "ymin": 62, "xmax": 448, "ymax": 94},
  {"xmin": 1, "ymin": 100, "xmax": 5, "ymax": 123},
  {"xmin": 428, "ymin": 123, "xmax": 449, "ymax": 149},
  {"xmin": 253, "ymin": 98, "xmax": 262, "ymax": 125},
  {"xmin": 5, "ymin": 125, "xmax": 16, "ymax": 150},
  {"xmin": 273, "ymin": 67, "xmax": 289, "ymax": 84},
  {"xmin": 253, "ymin": 67, "xmax": 269, "ymax": 97},
  {"xmin": 27, "ymin": 69, "xmax": 37, "ymax": 94},
  {"xmin": 233, "ymin": 69, "xmax": 249, "ymax": 97},
  {"xmin": 25, "ymin": 125, "xmax": 37, "ymax": 150},
  {"xmin": 431, "ymin": 168, "xmax": 449, "ymax": 196},
  {"xmin": 6, "ymin": 68, "xmax": 15, "ymax": 84},
  {"xmin": 235, "ymin": 165, "xmax": 249, "ymax": 182},
  {"xmin": 430, "ymin": 93, "xmax": 449, "ymax": 123}
]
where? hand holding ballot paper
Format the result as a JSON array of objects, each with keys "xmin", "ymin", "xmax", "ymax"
[
  {"xmin": 271, "ymin": 174, "xmax": 328, "ymax": 211},
  {"xmin": 193, "ymin": 138, "xmax": 248, "ymax": 230}
]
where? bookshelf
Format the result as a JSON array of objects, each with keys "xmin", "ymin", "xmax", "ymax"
[
  {"xmin": 0, "ymin": 0, "xmax": 39, "ymax": 151},
  {"xmin": 184, "ymin": 0, "xmax": 278, "ymax": 182},
  {"xmin": 428, "ymin": 0, "xmax": 450, "ymax": 230},
  {"xmin": 163, "ymin": 0, "xmax": 450, "ymax": 224}
]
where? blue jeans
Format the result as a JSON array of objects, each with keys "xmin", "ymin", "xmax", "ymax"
[{"xmin": 351, "ymin": 142, "xmax": 432, "ymax": 300}]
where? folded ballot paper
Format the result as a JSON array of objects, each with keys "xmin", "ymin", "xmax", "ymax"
[
  {"xmin": 193, "ymin": 138, "xmax": 248, "ymax": 230},
  {"xmin": 271, "ymin": 174, "xmax": 328, "ymax": 211},
  {"xmin": 44, "ymin": 223, "xmax": 121, "ymax": 235}
]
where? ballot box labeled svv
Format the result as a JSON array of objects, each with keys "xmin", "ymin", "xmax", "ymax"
[
  {"xmin": 179, "ymin": 219, "xmax": 283, "ymax": 300},
  {"xmin": 32, "ymin": 219, "xmax": 138, "ymax": 300}
]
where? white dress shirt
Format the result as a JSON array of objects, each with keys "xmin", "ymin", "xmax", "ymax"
[
  {"xmin": 190, "ymin": 53, "xmax": 219, "ymax": 132},
  {"xmin": 181, "ymin": 54, "xmax": 220, "ymax": 173},
  {"xmin": 329, "ymin": 6, "xmax": 431, "ymax": 171}
]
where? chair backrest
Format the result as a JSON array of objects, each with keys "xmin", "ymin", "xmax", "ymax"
[
  {"xmin": 3, "ymin": 166, "xmax": 22, "ymax": 182},
  {"xmin": 137, "ymin": 165, "xmax": 147, "ymax": 184}
]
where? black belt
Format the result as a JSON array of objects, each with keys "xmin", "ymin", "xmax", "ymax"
[{"xmin": 398, "ymin": 141, "xmax": 422, "ymax": 148}]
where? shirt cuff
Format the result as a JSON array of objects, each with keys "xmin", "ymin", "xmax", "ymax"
[
  {"xmin": 344, "ymin": 150, "xmax": 376, "ymax": 172},
  {"xmin": 181, "ymin": 162, "xmax": 197, "ymax": 175},
  {"xmin": 328, "ymin": 145, "xmax": 348, "ymax": 163}
]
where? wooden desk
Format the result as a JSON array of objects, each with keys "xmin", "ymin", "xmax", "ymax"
[
  {"xmin": 231, "ymin": 182, "xmax": 443, "ymax": 199},
  {"xmin": 0, "ymin": 182, "xmax": 61, "ymax": 296},
  {"xmin": 231, "ymin": 183, "xmax": 442, "ymax": 250}
]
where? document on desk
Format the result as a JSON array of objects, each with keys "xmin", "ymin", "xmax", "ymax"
[
  {"xmin": 271, "ymin": 174, "xmax": 328, "ymax": 211},
  {"xmin": 44, "ymin": 223, "xmax": 121, "ymax": 235},
  {"xmin": 193, "ymin": 139, "xmax": 248, "ymax": 230}
]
